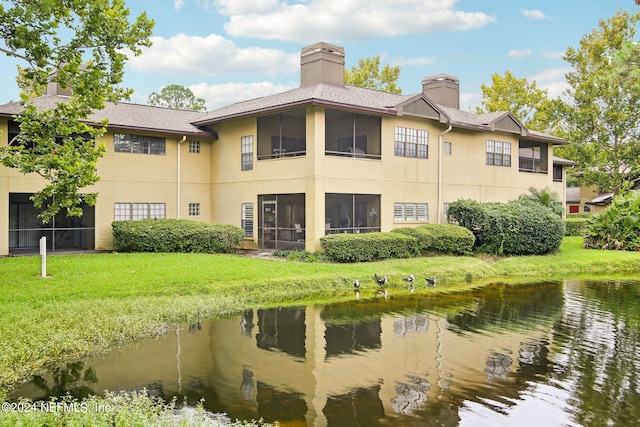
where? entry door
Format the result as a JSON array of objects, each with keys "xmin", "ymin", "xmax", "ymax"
[{"xmin": 261, "ymin": 201, "xmax": 277, "ymax": 249}]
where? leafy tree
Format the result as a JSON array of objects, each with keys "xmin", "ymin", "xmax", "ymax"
[
  {"xmin": 345, "ymin": 56, "xmax": 402, "ymax": 94},
  {"xmin": 475, "ymin": 71, "xmax": 564, "ymax": 133},
  {"xmin": 0, "ymin": 1, "xmax": 154, "ymax": 222},
  {"xmin": 147, "ymin": 84, "xmax": 207, "ymax": 111},
  {"xmin": 558, "ymin": 10, "xmax": 640, "ymax": 195}
]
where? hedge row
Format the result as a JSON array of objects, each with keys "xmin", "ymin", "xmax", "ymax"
[
  {"xmin": 564, "ymin": 217, "xmax": 590, "ymax": 236},
  {"xmin": 392, "ymin": 224, "xmax": 475, "ymax": 255},
  {"xmin": 112, "ymin": 219, "xmax": 244, "ymax": 253},
  {"xmin": 320, "ymin": 232, "xmax": 419, "ymax": 262},
  {"xmin": 447, "ymin": 199, "xmax": 564, "ymax": 255}
]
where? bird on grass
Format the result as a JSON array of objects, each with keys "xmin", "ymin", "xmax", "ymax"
[
  {"xmin": 354, "ymin": 279, "xmax": 360, "ymax": 290},
  {"xmin": 374, "ymin": 273, "xmax": 388, "ymax": 287},
  {"xmin": 403, "ymin": 274, "xmax": 415, "ymax": 283},
  {"xmin": 408, "ymin": 283, "xmax": 415, "ymax": 293},
  {"xmin": 425, "ymin": 277, "xmax": 437, "ymax": 288}
]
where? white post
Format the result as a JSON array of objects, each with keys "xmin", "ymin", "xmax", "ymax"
[{"xmin": 40, "ymin": 236, "xmax": 47, "ymax": 278}]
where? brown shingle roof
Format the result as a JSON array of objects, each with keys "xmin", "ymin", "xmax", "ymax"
[{"xmin": 0, "ymin": 95, "xmax": 210, "ymax": 137}]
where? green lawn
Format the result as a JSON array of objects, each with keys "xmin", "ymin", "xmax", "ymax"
[{"xmin": 1, "ymin": 236, "xmax": 639, "ymax": 394}]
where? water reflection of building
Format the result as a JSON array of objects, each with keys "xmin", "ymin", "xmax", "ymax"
[{"xmin": 14, "ymin": 285, "xmax": 560, "ymax": 426}]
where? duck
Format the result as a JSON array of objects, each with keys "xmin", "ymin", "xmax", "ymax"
[
  {"xmin": 374, "ymin": 273, "xmax": 388, "ymax": 287},
  {"xmin": 403, "ymin": 274, "xmax": 415, "ymax": 283},
  {"xmin": 425, "ymin": 277, "xmax": 437, "ymax": 288}
]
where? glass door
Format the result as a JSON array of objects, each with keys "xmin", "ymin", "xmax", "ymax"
[{"xmin": 261, "ymin": 200, "xmax": 277, "ymax": 249}]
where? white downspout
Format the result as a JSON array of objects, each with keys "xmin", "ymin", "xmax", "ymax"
[
  {"xmin": 437, "ymin": 126, "xmax": 452, "ymax": 224},
  {"xmin": 177, "ymin": 136, "xmax": 186, "ymax": 219}
]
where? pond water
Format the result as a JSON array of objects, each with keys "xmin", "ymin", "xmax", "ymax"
[{"xmin": 12, "ymin": 279, "xmax": 640, "ymax": 426}]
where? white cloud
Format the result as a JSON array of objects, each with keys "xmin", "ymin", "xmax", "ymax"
[
  {"xmin": 392, "ymin": 56, "xmax": 437, "ymax": 67},
  {"xmin": 213, "ymin": 0, "xmax": 283, "ymax": 15},
  {"xmin": 530, "ymin": 67, "xmax": 571, "ymax": 99},
  {"xmin": 219, "ymin": 0, "xmax": 496, "ymax": 42},
  {"xmin": 174, "ymin": 0, "xmax": 185, "ymax": 10},
  {"xmin": 127, "ymin": 34, "xmax": 299, "ymax": 76},
  {"xmin": 542, "ymin": 50, "xmax": 564, "ymax": 59},
  {"xmin": 189, "ymin": 81, "xmax": 298, "ymax": 110},
  {"xmin": 508, "ymin": 48, "xmax": 533, "ymax": 59},
  {"xmin": 520, "ymin": 9, "xmax": 548, "ymax": 20}
]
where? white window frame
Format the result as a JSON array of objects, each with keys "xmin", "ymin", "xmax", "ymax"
[
  {"xmin": 188, "ymin": 203, "xmax": 200, "ymax": 216},
  {"xmin": 114, "ymin": 202, "xmax": 166, "ymax": 220},
  {"xmin": 241, "ymin": 203, "xmax": 254, "ymax": 237},
  {"xmin": 188, "ymin": 140, "xmax": 200, "ymax": 154},
  {"xmin": 394, "ymin": 202, "xmax": 428, "ymax": 222}
]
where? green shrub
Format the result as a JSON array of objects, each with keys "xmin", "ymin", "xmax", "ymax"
[
  {"xmin": 112, "ymin": 219, "xmax": 244, "ymax": 253},
  {"xmin": 583, "ymin": 192, "xmax": 640, "ymax": 250},
  {"xmin": 447, "ymin": 198, "xmax": 564, "ymax": 255},
  {"xmin": 392, "ymin": 224, "xmax": 474, "ymax": 255},
  {"xmin": 564, "ymin": 217, "xmax": 590, "ymax": 236},
  {"xmin": 320, "ymin": 232, "xmax": 419, "ymax": 262}
]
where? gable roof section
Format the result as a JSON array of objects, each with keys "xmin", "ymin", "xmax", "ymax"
[
  {"xmin": 194, "ymin": 83, "xmax": 408, "ymax": 126},
  {"xmin": 394, "ymin": 94, "xmax": 447, "ymax": 123},
  {"xmin": 0, "ymin": 95, "xmax": 211, "ymax": 137}
]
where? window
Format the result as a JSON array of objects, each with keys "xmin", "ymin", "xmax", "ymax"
[
  {"xmin": 394, "ymin": 203, "xmax": 428, "ymax": 222},
  {"xmin": 241, "ymin": 136, "xmax": 253, "ymax": 170},
  {"xmin": 519, "ymin": 141, "xmax": 548, "ymax": 173},
  {"xmin": 114, "ymin": 202, "xmax": 166, "ymax": 220},
  {"xmin": 325, "ymin": 109, "xmax": 381, "ymax": 159},
  {"xmin": 189, "ymin": 140, "xmax": 200, "ymax": 154},
  {"xmin": 241, "ymin": 203, "xmax": 254, "ymax": 237},
  {"xmin": 257, "ymin": 109, "xmax": 306, "ymax": 160},
  {"xmin": 188, "ymin": 203, "xmax": 200, "ymax": 216},
  {"xmin": 569, "ymin": 205, "xmax": 580, "ymax": 214},
  {"xmin": 486, "ymin": 140, "xmax": 511, "ymax": 167},
  {"xmin": 444, "ymin": 141, "xmax": 452, "ymax": 155},
  {"xmin": 553, "ymin": 165, "xmax": 562, "ymax": 181},
  {"xmin": 394, "ymin": 127, "xmax": 429, "ymax": 159},
  {"xmin": 114, "ymin": 133, "xmax": 166, "ymax": 155}
]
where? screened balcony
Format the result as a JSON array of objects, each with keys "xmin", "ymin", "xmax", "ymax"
[{"xmin": 325, "ymin": 109, "xmax": 381, "ymax": 159}]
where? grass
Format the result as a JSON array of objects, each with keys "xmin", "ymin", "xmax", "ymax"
[{"xmin": 0, "ymin": 236, "xmax": 639, "ymax": 422}]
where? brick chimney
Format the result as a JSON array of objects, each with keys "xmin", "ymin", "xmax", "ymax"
[
  {"xmin": 422, "ymin": 74, "xmax": 460, "ymax": 109},
  {"xmin": 300, "ymin": 42, "xmax": 345, "ymax": 87}
]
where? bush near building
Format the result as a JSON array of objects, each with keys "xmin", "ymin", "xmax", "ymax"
[
  {"xmin": 392, "ymin": 224, "xmax": 475, "ymax": 255},
  {"xmin": 320, "ymin": 232, "xmax": 420, "ymax": 262},
  {"xmin": 564, "ymin": 217, "xmax": 590, "ymax": 236},
  {"xmin": 447, "ymin": 199, "xmax": 565, "ymax": 255},
  {"xmin": 583, "ymin": 192, "xmax": 640, "ymax": 251},
  {"xmin": 112, "ymin": 219, "xmax": 244, "ymax": 253}
]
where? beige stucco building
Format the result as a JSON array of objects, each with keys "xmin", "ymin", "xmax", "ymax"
[{"xmin": 0, "ymin": 42, "xmax": 572, "ymax": 256}]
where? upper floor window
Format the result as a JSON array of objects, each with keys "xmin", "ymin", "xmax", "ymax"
[
  {"xmin": 325, "ymin": 109, "xmax": 381, "ymax": 159},
  {"xmin": 241, "ymin": 135, "xmax": 253, "ymax": 171},
  {"xmin": 114, "ymin": 133, "xmax": 166, "ymax": 155},
  {"xmin": 189, "ymin": 140, "xmax": 200, "ymax": 154},
  {"xmin": 553, "ymin": 164, "xmax": 563, "ymax": 182},
  {"xmin": 519, "ymin": 141, "xmax": 548, "ymax": 174},
  {"xmin": 486, "ymin": 140, "xmax": 511, "ymax": 167},
  {"xmin": 257, "ymin": 109, "xmax": 306, "ymax": 160},
  {"xmin": 394, "ymin": 127, "xmax": 429, "ymax": 159},
  {"xmin": 444, "ymin": 141, "xmax": 452, "ymax": 155}
]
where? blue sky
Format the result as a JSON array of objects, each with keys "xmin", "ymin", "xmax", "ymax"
[{"xmin": 0, "ymin": 0, "xmax": 637, "ymax": 111}]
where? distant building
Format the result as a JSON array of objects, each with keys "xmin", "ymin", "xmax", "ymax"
[{"xmin": 0, "ymin": 42, "xmax": 574, "ymax": 255}]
